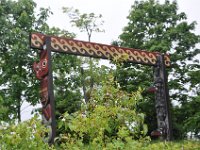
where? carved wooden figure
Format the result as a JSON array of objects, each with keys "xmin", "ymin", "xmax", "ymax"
[{"xmin": 33, "ymin": 49, "xmax": 52, "ymax": 142}]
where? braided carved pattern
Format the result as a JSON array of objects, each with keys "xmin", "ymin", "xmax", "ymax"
[{"xmin": 30, "ymin": 33, "xmax": 170, "ymax": 66}]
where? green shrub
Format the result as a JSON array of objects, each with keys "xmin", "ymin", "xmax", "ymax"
[
  {"xmin": 0, "ymin": 115, "xmax": 53, "ymax": 150},
  {"xmin": 55, "ymin": 75, "xmax": 200, "ymax": 149},
  {"xmin": 1, "ymin": 75, "xmax": 199, "ymax": 149},
  {"xmin": 56, "ymin": 75, "xmax": 150, "ymax": 149},
  {"xmin": 144, "ymin": 140, "xmax": 200, "ymax": 150}
]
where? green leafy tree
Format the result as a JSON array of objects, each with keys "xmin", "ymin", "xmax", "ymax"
[
  {"xmin": 62, "ymin": 7, "xmax": 104, "ymax": 42},
  {"xmin": 0, "ymin": 0, "xmax": 78, "ymax": 123},
  {"xmin": 0, "ymin": 95, "xmax": 8, "ymax": 121},
  {"xmin": 62, "ymin": 7, "xmax": 105, "ymax": 103},
  {"xmin": 0, "ymin": 0, "xmax": 51, "ymax": 122},
  {"xmin": 116, "ymin": 0, "xmax": 200, "ymax": 139},
  {"xmin": 0, "ymin": 0, "xmax": 79, "ymax": 122},
  {"xmin": 182, "ymin": 62, "xmax": 200, "ymax": 138},
  {"xmin": 52, "ymin": 53, "xmax": 82, "ymax": 117}
]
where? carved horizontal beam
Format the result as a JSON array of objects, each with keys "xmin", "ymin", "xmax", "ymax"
[{"xmin": 30, "ymin": 33, "xmax": 170, "ymax": 67}]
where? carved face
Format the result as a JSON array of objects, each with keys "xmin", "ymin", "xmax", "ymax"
[{"xmin": 33, "ymin": 50, "xmax": 48, "ymax": 80}]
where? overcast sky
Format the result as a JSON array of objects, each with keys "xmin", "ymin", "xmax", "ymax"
[
  {"xmin": 32, "ymin": 0, "xmax": 200, "ymax": 44},
  {"xmin": 21, "ymin": 0, "xmax": 200, "ymax": 121}
]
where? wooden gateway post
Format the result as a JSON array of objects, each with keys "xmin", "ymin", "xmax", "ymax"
[{"xmin": 30, "ymin": 32, "xmax": 172, "ymax": 144}]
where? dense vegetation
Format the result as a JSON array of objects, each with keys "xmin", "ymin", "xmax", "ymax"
[
  {"xmin": 1, "ymin": 76, "xmax": 200, "ymax": 149},
  {"xmin": 0, "ymin": 0, "xmax": 199, "ymax": 149},
  {"xmin": 115, "ymin": 0, "xmax": 200, "ymax": 139}
]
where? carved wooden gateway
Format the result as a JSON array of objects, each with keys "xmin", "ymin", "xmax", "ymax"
[{"xmin": 30, "ymin": 32, "xmax": 172, "ymax": 144}]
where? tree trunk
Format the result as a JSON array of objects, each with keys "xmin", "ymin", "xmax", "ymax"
[{"xmin": 17, "ymin": 96, "xmax": 21, "ymax": 122}]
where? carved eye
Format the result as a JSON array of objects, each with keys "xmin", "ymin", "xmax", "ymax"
[{"xmin": 42, "ymin": 59, "xmax": 47, "ymax": 68}]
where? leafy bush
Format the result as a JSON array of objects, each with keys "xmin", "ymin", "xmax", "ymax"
[
  {"xmin": 1, "ymin": 70, "xmax": 199, "ymax": 149},
  {"xmin": 0, "ymin": 115, "xmax": 52, "ymax": 150},
  {"xmin": 56, "ymin": 74, "xmax": 150, "ymax": 149},
  {"xmin": 145, "ymin": 141, "xmax": 200, "ymax": 150},
  {"xmin": 1, "ymin": 81, "xmax": 200, "ymax": 149}
]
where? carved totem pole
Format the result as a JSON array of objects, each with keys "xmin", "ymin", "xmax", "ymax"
[
  {"xmin": 153, "ymin": 54, "xmax": 172, "ymax": 140},
  {"xmin": 33, "ymin": 39, "xmax": 56, "ymax": 144}
]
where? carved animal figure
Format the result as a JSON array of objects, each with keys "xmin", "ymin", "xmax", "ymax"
[
  {"xmin": 33, "ymin": 49, "xmax": 52, "ymax": 142},
  {"xmin": 33, "ymin": 50, "xmax": 48, "ymax": 80}
]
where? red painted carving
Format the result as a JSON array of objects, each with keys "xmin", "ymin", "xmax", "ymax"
[
  {"xmin": 33, "ymin": 50, "xmax": 48, "ymax": 80},
  {"xmin": 30, "ymin": 33, "xmax": 171, "ymax": 67},
  {"xmin": 33, "ymin": 50, "xmax": 51, "ymax": 122}
]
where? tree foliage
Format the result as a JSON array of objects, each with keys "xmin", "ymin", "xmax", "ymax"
[
  {"xmin": 62, "ymin": 7, "xmax": 106, "ymax": 104},
  {"xmin": 62, "ymin": 7, "xmax": 104, "ymax": 42},
  {"xmin": 116, "ymin": 0, "xmax": 200, "ymax": 139},
  {"xmin": 0, "ymin": 0, "xmax": 53, "ymax": 122},
  {"xmin": 0, "ymin": 0, "xmax": 80, "ymax": 122},
  {"xmin": 0, "ymin": 115, "xmax": 51, "ymax": 150},
  {"xmin": 1, "ymin": 88, "xmax": 200, "ymax": 149},
  {"xmin": 1, "ymin": 0, "xmax": 199, "ymax": 142},
  {"xmin": 56, "ymin": 73, "xmax": 149, "ymax": 149}
]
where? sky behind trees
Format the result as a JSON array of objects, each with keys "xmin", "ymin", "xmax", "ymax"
[{"xmin": 33, "ymin": 0, "xmax": 200, "ymax": 43}]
